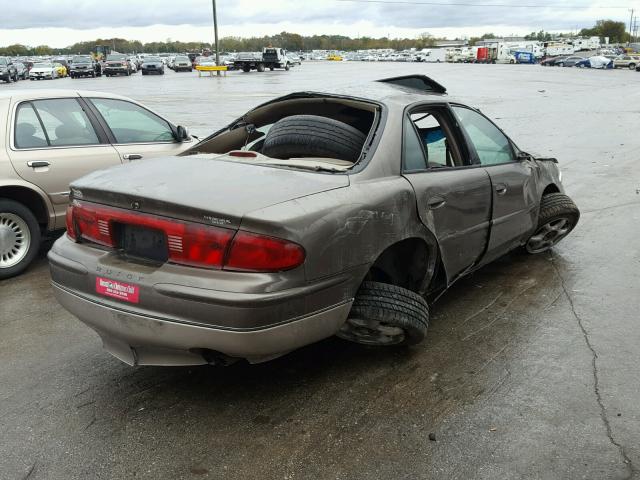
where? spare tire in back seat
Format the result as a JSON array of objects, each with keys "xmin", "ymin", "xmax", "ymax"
[{"xmin": 262, "ymin": 115, "xmax": 367, "ymax": 162}]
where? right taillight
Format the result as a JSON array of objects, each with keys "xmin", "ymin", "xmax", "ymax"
[
  {"xmin": 224, "ymin": 231, "xmax": 305, "ymax": 272},
  {"xmin": 65, "ymin": 200, "xmax": 305, "ymax": 272}
]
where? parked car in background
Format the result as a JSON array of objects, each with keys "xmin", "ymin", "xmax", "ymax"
[
  {"xmin": 69, "ymin": 55, "xmax": 101, "ymax": 78},
  {"xmin": 612, "ymin": 55, "xmax": 640, "ymax": 69},
  {"xmin": 29, "ymin": 62, "xmax": 58, "ymax": 80},
  {"xmin": 172, "ymin": 55, "xmax": 193, "ymax": 72},
  {"xmin": 557, "ymin": 56, "xmax": 585, "ymax": 67},
  {"xmin": 0, "ymin": 89, "xmax": 194, "ymax": 278},
  {"xmin": 104, "ymin": 54, "xmax": 134, "ymax": 76},
  {"xmin": 141, "ymin": 57, "xmax": 165, "ymax": 75},
  {"xmin": 14, "ymin": 62, "xmax": 29, "ymax": 80},
  {"xmin": 49, "ymin": 75, "xmax": 579, "ymax": 367},
  {"xmin": 576, "ymin": 56, "xmax": 613, "ymax": 69},
  {"xmin": 540, "ymin": 56, "xmax": 567, "ymax": 66},
  {"xmin": 0, "ymin": 57, "xmax": 19, "ymax": 83}
]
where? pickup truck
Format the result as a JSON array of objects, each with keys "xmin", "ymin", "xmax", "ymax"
[{"xmin": 234, "ymin": 48, "xmax": 293, "ymax": 72}]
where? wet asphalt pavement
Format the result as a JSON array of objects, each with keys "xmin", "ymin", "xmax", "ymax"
[{"xmin": 1, "ymin": 62, "xmax": 639, "ymax": 480}]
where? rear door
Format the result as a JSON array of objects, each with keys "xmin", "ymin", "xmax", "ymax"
[
  {"xmin": 7, "ymin": 97, "xmax": 121, "ymax": 228},
  {"xmin": 401, "ymin": 106, "xmax": 492, "ymax": 280},
  {"xmin": 85, "ymin": 97, "xmax": 192, "ymax": 162},
  {"xmin": 451, "ymin": 105, "xmax": 538, "ymax": 264}
]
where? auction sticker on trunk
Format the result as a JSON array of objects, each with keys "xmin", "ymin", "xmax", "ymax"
[{"xmin": 96, "ymin": 277, "xmax": 140, "ymax": 304}]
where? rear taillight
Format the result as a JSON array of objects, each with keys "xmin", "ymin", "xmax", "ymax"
[
  {"xmin": 225, "ymin": 231, "xmax": 305, "ymax": 272},
  {"xmin": 66, "ymin": 201, "xmax": 305, "ymax": 272}
]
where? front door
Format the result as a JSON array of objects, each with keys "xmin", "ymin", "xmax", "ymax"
[
  {"xmin": 85, "ymin": 97, "xmax": 192, "ymax": 163},
  {"xmin": 401, "ymin": 109, "xmax": 493, "ymax": 280},
  {"xmin": 451, "ymin": 106, "xmax": 538, "ymax": 263},
  {"xmin": 8, "ymin": 98, "xmax": 121, "ymax": 228}
]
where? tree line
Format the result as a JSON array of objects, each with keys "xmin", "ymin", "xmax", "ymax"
[{"xmin": 0, "ymin": 20, "xmax": 630, "ymax": 57}]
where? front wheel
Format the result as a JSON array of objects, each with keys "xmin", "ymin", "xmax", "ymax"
[
  {"xmin": 525, "ymin": 193, "xmax": 580, "ymax": 254},
  {"xmin": 629, "ymin": 63, "xmax": 636, "ymax": 70},
  {"xmin": 0, "ymin": 200, "xmax": 42, "ymax": 279},
  {"xmin": 338, "ymin": 282, "xmax": 429, "ymax": 346},
  {"xmin": 284, "ymin": 63, "xmax": 290, "ymax": 71}
]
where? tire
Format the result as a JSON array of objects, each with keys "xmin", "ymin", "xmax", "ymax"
[
  {"xmin": 0, "ymin": 200, "xmax": 42, "ymax": 279},
  {"xmin": 262, "ymin": 114, "xmax": 367, "ymax": 162},
  {"xmin": 629, "ymin": 63, "xmax": 636, "ymax": 70},
  {"xmin": 257, "ymin": 63, "xmax": 265, "ymax": 72},
  {"xmin": 338, "ymin": 281, "xmax": 429, "ymax": 346},
  {"xmin": 284, "ymin": 63, "xmax": 290, "ymax": 71},
  {"xmin": 525, "ymin": 193, "xmax": 580, "ymax": 254},
  {"xmin": 269, "ymin": 66, "xmax": 274, "ymax": 71},
  {"xmin": 242, "ymin": 65, "xmax": 251, "ymax": 72}
]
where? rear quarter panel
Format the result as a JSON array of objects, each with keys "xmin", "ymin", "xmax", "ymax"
[{"xmin": 241, "ymin": 176, "xmax": 437, "ymax": 289}]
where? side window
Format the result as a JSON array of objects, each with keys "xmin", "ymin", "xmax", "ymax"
[
  {"xmin": 30, "ymin": 99, "xmax": 100, "ymax": 147},
  {"xmin": 90, "ymin": 98, "xmax": 174, "ymax": 143},
  {"xmin": 452, "ymin": 107, "xmax": 514, "ymax": 166},
  {"xmin": 403, "ymin": 109, "xmax": 462, "ymax": 171},
  {"xmin": 15, "ymin": 103, "xmax": 48, "ymax": 149},
  {"xmin": 403, "ymin": 116, "xmax": 427, "ymax": 171}
]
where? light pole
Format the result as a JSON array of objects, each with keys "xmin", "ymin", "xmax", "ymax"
[{"xmin": 212, "ymin": 0, "xmax": 221, "ymax": 76}]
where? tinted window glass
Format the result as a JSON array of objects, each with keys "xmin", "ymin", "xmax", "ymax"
[
  {"xmin": 15, "ymin": 103, "xmax": 48, "ymax": 148},
  {"xmin": 453, "ymin": 107, "xmax": 513, "ymax": 165},
  {"xmin": 403, "ymin": 117, "xmax": 427, "ymax": 171},
  {"xmin": 90, "ymin": 98, "xmax": 174, "ymax": 143},
  {"xmin": 31, "ymin": 99, "xmax": 100, "ymax": 147}
]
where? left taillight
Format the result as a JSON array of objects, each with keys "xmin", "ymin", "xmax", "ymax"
[{"xmin": 65, "ymin": 201, "xmax": 305, "ymax": 272}]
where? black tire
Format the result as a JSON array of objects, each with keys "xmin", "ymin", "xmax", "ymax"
[
  {"xmin": 257, "ymin": 63, "xmax": 265, "ymax": 72},
  {"xmin": 525, "ymin": 193, "xmax": 580, "ymax": 254},
  {"xmin": 269, "ymin": 66, "xmax": 274, "ymax": 71},
  {"xmin": 629, "ymin": 63, "xmax": 636, "ymax": 70},
  {"xmin": 262, "ymin": 114, "xmax": 367, "ymax": 162},
  {"xmin": 242, "ymin": 65, "xmax": 251, "ymax": 72},
  {"xmin": 338, "ymin": 281, "xmax": 429, "ymax": 346},
  {"xmin": 284, "ymin": 63, "xmax": 290, "ymax": 71},
  {"xmin": 0, "ymin": 199, "xmax": 42, "ymax": 279}
]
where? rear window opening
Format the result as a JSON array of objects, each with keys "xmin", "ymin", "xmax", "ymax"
[{"xmin": 187, "ymin": 96, "xmax": 380, "ymax": 170}]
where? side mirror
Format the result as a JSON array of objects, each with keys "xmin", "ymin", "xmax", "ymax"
[{"xmin": 175, "ymin": 125, "xmax": 189, "ymax": 142}]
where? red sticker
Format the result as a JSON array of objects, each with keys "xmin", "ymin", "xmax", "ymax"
[{"xmin": 95, "ymin": 277, "xmax": 140, "ymax": 304}]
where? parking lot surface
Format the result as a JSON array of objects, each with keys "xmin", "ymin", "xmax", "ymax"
[{"xmin": 1, "ymin": 62, "xmax": 639, "ymax": 479}]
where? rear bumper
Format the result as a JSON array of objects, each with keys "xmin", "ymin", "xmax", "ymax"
[{"xmin": 52, "ymin": 282, "xmax": 352, "ymax": 365}]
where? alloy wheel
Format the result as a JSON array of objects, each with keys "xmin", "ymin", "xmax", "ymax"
[
  {"xmin": 526, "ymin": 217, "xmax": 571, "ymax": 254},
  {"xmin": 0, "ymin": 213, "xmax": 31, "ymax": 269}
]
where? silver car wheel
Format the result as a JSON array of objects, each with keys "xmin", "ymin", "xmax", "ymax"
[
  {"xmin": 525, "ymin": 217, "xmax": 570, "ymax": 254},
  {"xmin": 338, "ymin": 317, "xmax": 406, "ymax": 346},
  {"xmin": 0, "ymin": 213, "xmax": 31, "ymax": 268}
]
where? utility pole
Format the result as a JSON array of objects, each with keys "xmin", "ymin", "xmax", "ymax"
[
  {"xmin": 629, "ymin": 9, "xmax": 634, "ymax": 46},
  {"xmin": 212, "ymin": 0, "xmax": 221, "ymax": 76}
]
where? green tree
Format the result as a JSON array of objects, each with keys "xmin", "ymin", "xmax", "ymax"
[{"xmin": 580, "ymin": 20, "xmax": 629, "ymax": 43}]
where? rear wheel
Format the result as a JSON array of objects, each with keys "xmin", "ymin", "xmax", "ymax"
[
  {"xmin": 261, "ymin": 114, "xmax": 367, "ymax": 162},
  {"xmin": 338, "ymin": 282, "xmax": 429, "ymax": 346},
  {"xmin": 285, "ymin": 63, "xmax": 290, "ymax": 71},
  {"xmin": 257, "ymin": 63, "xmax": 265, "ymax": 72},
  {"xmin": 629, "ymin": 63, "xmax": 636, "ymax": 70},
  {"xmin": 0, "ymin": 200, "xmax": 41, "ymax": 279},
  {"xmin": 242, "ymin": 65, "xmax": 251, "ymax": 72},
  {"xmin": 525, "ymin": 193, "xmax": 580, "ymax": 254}
]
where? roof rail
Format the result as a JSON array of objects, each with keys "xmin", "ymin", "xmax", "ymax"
[{"xmin": 376, "ymin": 74, "xmax": 447, "ymax": 94}]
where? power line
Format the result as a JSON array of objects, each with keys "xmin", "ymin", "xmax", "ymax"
[{"xmin": 335, "ymin": 0, "xmax": 631, "ymax": 9}]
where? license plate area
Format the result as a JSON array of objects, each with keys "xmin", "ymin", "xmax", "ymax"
[{"xmin": 117, "ymin": 224, "xmax": 168, "ymax": 263}]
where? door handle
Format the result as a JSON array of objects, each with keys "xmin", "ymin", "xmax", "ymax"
[
  {"xmin": 427, "ymin": 195, "xmax": 446, "ymax": 210},
  {"xmin": 495, "ymin": 183, "xmax": 507, "ymax": 195},
  {"xmin": 27, "ymin": 161, "xmax": 50, "ymax": 168},
  {"xmin": 123, "ymin": 154, "xmax": 143, "ymax": 161}
]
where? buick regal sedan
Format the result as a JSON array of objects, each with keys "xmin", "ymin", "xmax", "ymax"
[
  {"xmin": 0, "ymin": 90, "xmax": 193, "ymax": 278},
  {"xmin": 49, "ymin": 75, "xmax": 579, "ymax": 366}
]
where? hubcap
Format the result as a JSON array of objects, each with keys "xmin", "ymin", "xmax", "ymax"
[
  {"xmin": 0, "ymin": 213, "xmax": 31, "ymax": 269},
  {"xmin": 526, "ymin": 217, "xmax": 571, "ymax": 254},
  {"xmin": 337, "ymin": 317, "xmax": 405, "ymax": 346}
]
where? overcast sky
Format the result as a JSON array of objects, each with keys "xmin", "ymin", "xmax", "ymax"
[{"xmin": 0, "ymin": 0, "xmax": 633, "ymax": 47}]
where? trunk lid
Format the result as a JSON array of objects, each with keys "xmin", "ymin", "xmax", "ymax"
[{"xmin": 70, "ymin": 154, "xmax": 349, "ymax": 228}]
